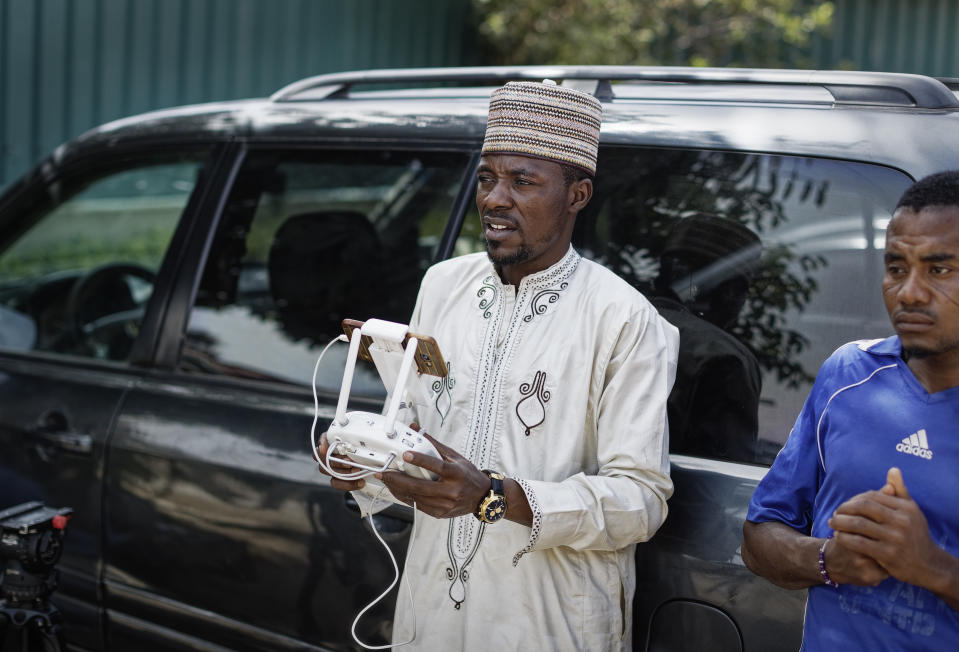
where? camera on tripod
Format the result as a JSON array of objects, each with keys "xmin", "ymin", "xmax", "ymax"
[{"xmin": 0, "ymin": 501, "xmax": 72, "ymax": 652}]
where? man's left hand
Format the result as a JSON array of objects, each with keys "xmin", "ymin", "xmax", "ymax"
[
  {"xmin": 377, "ymin": 433, "xmax": 490, "ymax": 520},
  {"xmin": 828, "ymin": 467, "xmax": 944, "ymax": 588}
]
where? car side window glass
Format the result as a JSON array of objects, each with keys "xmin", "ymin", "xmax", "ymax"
[
  {"xmin": 450, "ymin": 147, "xmax": 918, "ymax": 466},
  {"xmin": 180, "ymin": 149, "xmax": 470, "ymax": 394},
  {"xmin": 0, "ymin": 154, "xmax": 210, "ymax": 361}
]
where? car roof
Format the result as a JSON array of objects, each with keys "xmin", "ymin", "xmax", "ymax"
[{"xmin": 53, "ymin": 65, "xmax": 959, "ymax": 181}]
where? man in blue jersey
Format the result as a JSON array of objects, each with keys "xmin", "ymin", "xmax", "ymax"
[{"xmin": 742, "ymin": 170, "xmax": 959, "ymax": 650}]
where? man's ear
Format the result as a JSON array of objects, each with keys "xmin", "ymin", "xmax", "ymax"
[{"xmin": 569, "ymin": 177, "xmax": 593, "ymax": 212}]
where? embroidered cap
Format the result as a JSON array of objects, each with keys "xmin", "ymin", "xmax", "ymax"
[{"xmin": 482, "ymin": 80, "xmax": 603, "ymax": 175}]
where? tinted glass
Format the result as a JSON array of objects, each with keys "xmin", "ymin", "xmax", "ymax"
[
  {"xmin": 458, "ymin": 148, "xmax": 911, "ymax": 464},
  {"xmin": 180, "ymin": 148, "xmax": 470, "ymax": 393},
  {"xmin": 0, "ymin": 153, "xmax": 209, "ymax": 361}
]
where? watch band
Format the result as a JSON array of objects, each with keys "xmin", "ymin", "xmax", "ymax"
[{"xmin": 484, "ymin": 469, "xmax": 505, "ymax": 495}]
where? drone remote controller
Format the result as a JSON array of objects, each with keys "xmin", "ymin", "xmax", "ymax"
[
  {"xmin": 326, "ymin": 318, "xmax": 447, "ymax": 504},
  {"xmin": 326, "ymin": 414, "xmax": 441, "ymax": 500}
]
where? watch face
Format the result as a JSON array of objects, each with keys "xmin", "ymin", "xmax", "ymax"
[{"xmin": 482, "ymin": 496, "xmax": 506, "ymax": 522}]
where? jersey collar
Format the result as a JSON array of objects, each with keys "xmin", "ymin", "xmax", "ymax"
[{"xmin": 857, "ymin": 335, "xmax": 901, "ymax": 358}]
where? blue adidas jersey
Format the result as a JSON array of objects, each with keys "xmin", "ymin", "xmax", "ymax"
[{"xmin": 748, "ymin": 336, "xmax": 959, "ymax": 651}]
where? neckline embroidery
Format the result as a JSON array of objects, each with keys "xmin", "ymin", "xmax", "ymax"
[
  {"xmin": 524, "ymin": 283, "xmax": 569, "ymax": 323},
  {"xmin": 477, "ymin": 275, "xmax": 498, "ymax": 319}
]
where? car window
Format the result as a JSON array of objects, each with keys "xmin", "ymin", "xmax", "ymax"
[
  {"xmin": 0, "ymin": 153, "xmax": 211, "ymax": 361},
  {"xmin": 458, "ymin": 147, "xmax": 911, "ymax": 465},
  {"xmin": 180, "ymin": 148, "xmax": 470, "ymax": 393}
]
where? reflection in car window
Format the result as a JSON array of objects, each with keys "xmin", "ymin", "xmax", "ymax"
[
  {"xmin": 181, "ymin": 149, "xmax": 470, "ymax": 394},
  {"xmin": 0, "ymin": 154, "xmax": 210, "ymax": 361},
  {"xmin": 465, "ymin": 147, "xmax": 912, "ymax": 465}
]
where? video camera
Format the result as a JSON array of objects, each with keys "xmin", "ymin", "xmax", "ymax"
[{"xmin": 0, "ymin": 501, "xmax": 72, "ymax": 652}]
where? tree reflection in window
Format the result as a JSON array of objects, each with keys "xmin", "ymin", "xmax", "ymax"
[{"xmin": 574, "ymin": 148, "xmax": 910, "ymax": 463}]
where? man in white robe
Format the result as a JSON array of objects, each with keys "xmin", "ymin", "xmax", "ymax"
[{"xmin": 319, "ymin": 80, "xmax": 678, "ymax": 651}]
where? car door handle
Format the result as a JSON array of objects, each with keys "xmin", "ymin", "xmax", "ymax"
[
  {"xmin": 34, "ymin": 430, "xmax": 93, "ymax": 455},
  {"xmin": 27, "ymin": 412, "xmax": 93, "ymax": 456}
]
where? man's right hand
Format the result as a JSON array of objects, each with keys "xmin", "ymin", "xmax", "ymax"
[
  {"xmin": 828, "ymin": 467, "xmax": 959, "ymax": 613},
  {"xmin": 315, "ymin": 432, "xmax": 367, "ymax": 492}
]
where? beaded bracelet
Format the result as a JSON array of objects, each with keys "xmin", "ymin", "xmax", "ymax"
[{"xmin": 818, "ymin": 537, "xmax": 839, "ymax": 588}]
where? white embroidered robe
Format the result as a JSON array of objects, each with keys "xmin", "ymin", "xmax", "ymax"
[{"xmin": 389, "ymin": 247, "xmax": 678, "ymax": 651}]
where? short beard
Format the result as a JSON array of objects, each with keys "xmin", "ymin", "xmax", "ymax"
[
  {"xmin": 902, "ymin": 336, "xmax": 959, "ymax": 361},
  {"xmin": 902, "ymin": 346, "xmax": 935, "ymax": 360},
  {"xmin": 486, "ymin": 240, "xmax": 531, "ymax": 267}
]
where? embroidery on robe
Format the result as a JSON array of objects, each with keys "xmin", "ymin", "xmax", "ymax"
[
  {"xmin": 476, "ymin": 274, "xmax": 498, "ymax": 319},
  {"xmin": 444, "ymin": 272, "xmax": 502, "ymax": 609},
  {"xmin": 445, "ymin": 517, "xmax": 484, "ymax": 609},
  {"xmin": 513, "ymin": 478, "xmax": 543, "ymax": 565},
  {"xmin": 432, "ymin": 362, "xmax": 455, "ymax": 426},
  {"xmin": 516, "ymin": 370, "xmax": 550, "ymax": 436},
  {"xmin": 444, "ymin": 249, "xmax": 579, "ymax": 608},
  {"xmin": 523, "ymin": 281, "xmax": 569, "ymax": 322}
]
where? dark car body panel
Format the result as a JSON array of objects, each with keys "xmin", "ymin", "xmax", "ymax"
[
  {"xmin": 636, "ymin": 457, "xmax": 804, "ymax": 650},
  {"xmin": 1, "ymin": 67, "xmax": 957, "ymax": 651},
  {"xmin": 103, "ymin": 372, "xmax": 401, "ymax": 651},
  {"xmin": 0, "ymin": 354, "xmax": 140, "ymax": 652}
]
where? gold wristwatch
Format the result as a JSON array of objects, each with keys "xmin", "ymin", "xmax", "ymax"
[{"xmin": 475, "ymin": 470, "xmax": 507, "ymax": 523}]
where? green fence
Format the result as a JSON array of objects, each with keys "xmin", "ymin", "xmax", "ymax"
[
  {"xmin": 825, "ymin": 0, "xmax": 959, "ymax": 76},
  {"xmin": 0, "ymin": 0, "xmax": 473, "ymax": 189}
]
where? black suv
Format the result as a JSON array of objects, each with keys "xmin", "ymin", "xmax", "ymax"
[{"xmin": 1, "ymin": 66, "xmax": 958, "ymax": 651}]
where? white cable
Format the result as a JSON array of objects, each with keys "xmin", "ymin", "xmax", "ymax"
[
  {"xmin": 311, "ymin": 334, "xmax": 348, "ymax": 457},
  {"xmin": 310, "ymin": 334, "xmax": 379, "ymax": 481},
  {"xmin": 350, "ymin": 485, "xmax": 418, "ymax": 650},
  {"xmin": 309, "ymin": 333, "xmax": 419, "ymax": 648}
]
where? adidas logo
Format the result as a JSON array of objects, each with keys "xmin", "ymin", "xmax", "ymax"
[{"xmin": 895, "ymin": 428, "xmax": 934, "ymax": 460}]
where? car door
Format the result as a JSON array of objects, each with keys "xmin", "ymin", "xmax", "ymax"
[
  {"xmin": 0, "ymin": 146, "xmax": 219, "ymax": 651},
  {"xmin": 101, "ymin": 145, "xmax": 475, "ymax": 651},
  {"xmin": 559, "ymin": 146, "xmax": 913, "ymax": 651}
]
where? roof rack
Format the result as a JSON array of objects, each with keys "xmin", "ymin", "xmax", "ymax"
[
  {"xmin": 270, "ymin": 66, "xmax": 959, "ymax": 109},
  {"xmin": 937, "ymin": 77, "xmax": 959, "ymax": 91}
]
